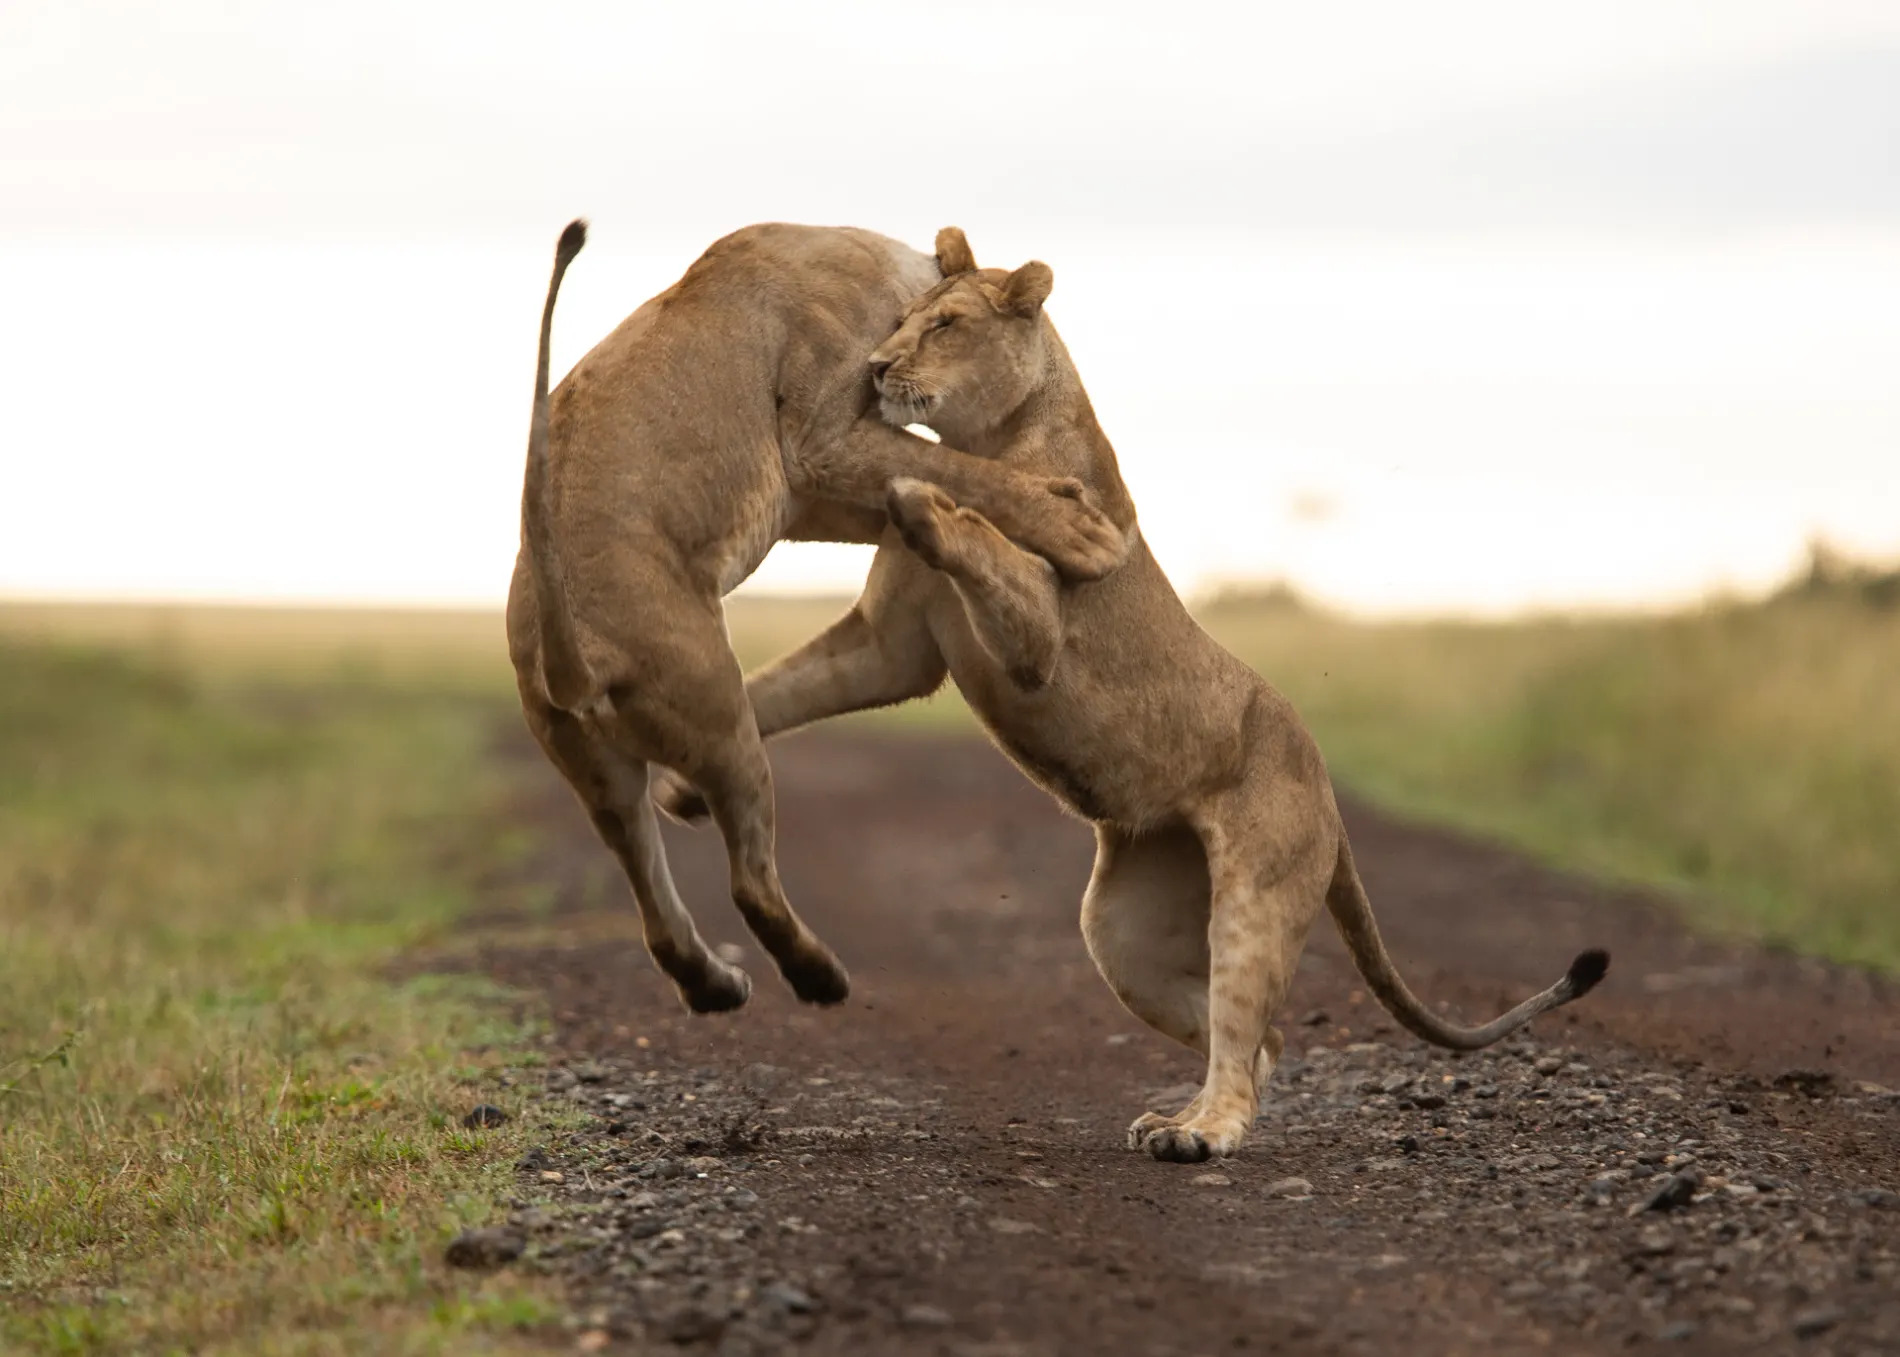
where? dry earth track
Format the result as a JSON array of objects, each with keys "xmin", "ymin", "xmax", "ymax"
[{"xmin": 446, "ymin": 729, "xmax": 1899, "ymax": 1356}]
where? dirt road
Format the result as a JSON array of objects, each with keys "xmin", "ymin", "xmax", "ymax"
[{"xmin": 458, "ymin": 729, "xmax": 1900, "ymax": 1356}]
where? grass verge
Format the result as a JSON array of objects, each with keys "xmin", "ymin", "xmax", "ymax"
[
  {"xmin": 712, "ymin": 584, "xmax": 1900, "ymax": 971},
  {"xmin": 0, "ymin": 632, "xmax": 561, "ymax": 1355},
  {"xmin": 1198, "ymin": 589, "xmax": 1900, "ymax": 973},
  {"xmin": 718, "ymin": 583, "xmax": 1900, "ymax": 971}
]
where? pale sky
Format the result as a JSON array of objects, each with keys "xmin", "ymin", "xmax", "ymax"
[{"xmin": 3, "ymin": 1, "xmax": 1897, "ymax": 615}]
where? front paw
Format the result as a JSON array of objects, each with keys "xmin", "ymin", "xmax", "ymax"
[
  {"xmin": 652, "ymin": 767, "xmax": 710, "ymax": 824},
  {"xmin": 886, "ymin": 477, "xmax": 960, "ymax": 570},
  {"xmin": 1142, "ymin": 1115, "xmax": 1247, "ymax": 1163},
  {"xmin": 1032, "ymin": 480, "xmax": 1128, "ymax": 582},
  {"xmin": 1126, "ymin": 1110, "xmax": 1182, "ymax": 1150}
]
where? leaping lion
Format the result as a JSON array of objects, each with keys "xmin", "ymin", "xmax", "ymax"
[
  {"xmin": 657, "ymin": 229, "xmax": 1607, "ymax": 1161},
  {"xmin": 508, "ymin": 221, "xmax": 1132, "ymax": 1017}
]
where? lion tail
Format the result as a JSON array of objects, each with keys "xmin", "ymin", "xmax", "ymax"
[
  {"xmin": 1325, "ymin": 834, "xmax": 1608, "ymax": 1051},
  {"xmin": 522, "ymin": 218, "xmax": 592, "ymax": 710}
]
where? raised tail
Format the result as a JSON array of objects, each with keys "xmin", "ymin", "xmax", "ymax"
[
  {"xmin": 1325, "ymin": 834, "xmax": 1608, "ymax": 1051},
  {"xmin": 523, "ymin": 218, "xmax": 592, "ymax": 710}
]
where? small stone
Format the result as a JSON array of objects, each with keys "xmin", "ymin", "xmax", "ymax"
[
  {"xmin": 1631, "ymin": 1170, "xmax": 1700, "ymax": 1216},
  {"xmin": 660, "ymin": 1306, "xmax": 723, "ymax": 1344},
  {"xmin": 1657, "ymin": 1321, "xmax": 1698, "ymax": 1342},
  {"xmin": 575, "ymin": 1330, "xmax": 611, "ymax": 1353},
  {"xmin": 1380, "ymin": 1072, "xmax": 1413, "ymax": 1095},
  {"xmin": 1773, "ymin": 1069, "xmax": 1835, "ymax": 1098},
  {"xmin": 540, "ymin": 1170, "xmax": 566, "ymax": 1184},
  {"xmin": 1633, "ymin": 1225, "xmax": 1675, "ymax": 1256},
  {"xmin": 1265, "ymin": 1177, "xmax": 1314, "ymax": 1198},
  {"xmin": 989, "ymin": 1217, "xmax": 1037, "ymax": 1234},
  {"xmin": 1395, "ymin": 1134, "xmax": 1421, "ymax": 1155},
  {"xmin": 1298, "ymin": 1009, "xmax": 1330, "ymax": 1026},
  {"xmin": 1535, "ymin": 1056, "xmax": 1564, "ymax": 1075},
  {"xmin": 760, "ymin": 1282, "xmax": 815, "ymax": 1314},
  {"xmin": 444, "ymin": 1226, "xmax": 525, "ymax": 1269},
  {"xmin": 462, "ymin": 1104, "xmax": 508, "ymax": 1129},
  {"xmin": 1790, "ymin": 1306, "xmax": 1843, "ymax": 1339},
  {"xmin": 1853, "ymin": 1188, "xmax": 1900, "ymax": 1209},
  {"xmin": 900, "ymin": 1304, "xmax": 952, "ymax": 1328},
  {"xmin": 1409, "ymin": 1093, "xmax": 1447, "ymax": 1110},
  {"xmin": 1192, "ymin": 1173, "xmax": 1232, "ymax": 1187}
]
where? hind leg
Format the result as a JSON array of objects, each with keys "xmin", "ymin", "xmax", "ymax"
[
  {"xmin": 1080, "ymin": 827, "xmax": 1284, "ymax": 1147},
  {"xmin": 1139, "ymin": 806, "xmax": 1332, "ymax": 1163},
  {"xmin": 654, "ymin": 549, "xmax": 948, "ymax": 825},
  {"xmin": 587, "ymin": 590, "xmax": 851, "ymax": 1006},
  {"xmin": 684, "ymin": 713, "xmax": 851, "ymax": 1004},
  {"xmin": 522, "ymin": 698, "xmax": 750, "ymax": 1013},
  {"xmin": 1078, "ymin": 827, "xmax": 1217, "ymax": 1138}
]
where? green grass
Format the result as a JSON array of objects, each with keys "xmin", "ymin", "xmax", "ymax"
[
  {"xmin": 0, "ymin": 630, "xmax": 560, "ymax": 1354},
  {"xmin": 3, "ymin": 568, "xmax": 1891, "ymax": 1352},
  {"xmin": 1197, "ymin": 587, "xmax": 1900, "ymax": 972}
]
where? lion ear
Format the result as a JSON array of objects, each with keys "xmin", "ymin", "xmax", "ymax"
[
  {"xmin": 935, "ymin": 227, "xmax": 977, "ymax": 276},
  {"xmin": 1001, "ymin": 261, "xmax": 1053, "ymax": 317}
]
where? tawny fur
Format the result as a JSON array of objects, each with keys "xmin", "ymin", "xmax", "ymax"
[
  {"xmin": 657, "ymin": 229, "xmax": 1608, "ymax": 1161},
  {"xmin": 508, "ymin": 221, "xmax": 1133, "ymax": 1016}
]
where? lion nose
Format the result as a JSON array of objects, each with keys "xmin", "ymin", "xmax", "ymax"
[{"xmin": 869, "ymin": 358, "xmax": 893, "ymax": 384}]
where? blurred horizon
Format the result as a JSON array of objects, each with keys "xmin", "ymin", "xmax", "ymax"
[{"xmin": 3, "ymin": 1, "xmax": 1896, "ymax": 620}]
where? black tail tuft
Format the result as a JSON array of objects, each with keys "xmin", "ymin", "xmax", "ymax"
[
  {"xmin": 558, "ymin": 218, "xmax": 588, "ymax": 262},
  {"xmin": 1565, "ymin": 948, "xmax": 1611, "ymax": 997}
]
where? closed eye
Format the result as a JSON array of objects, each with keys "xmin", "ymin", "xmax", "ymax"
[{"xmin": 929, "ymin": 314, "xmax": 956, "ymax": 332}]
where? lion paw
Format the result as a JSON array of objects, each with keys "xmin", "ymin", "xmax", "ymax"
[
  {"xmin": 677, "ymin": 957, "xmax": 752, "ymax": 1015},
  {"xmin": 781, "ymin": 945, "xmax": 851, "ymax": 1006},
  {"xmin": 1142, "ymin": 1125, "xmax": 1213, "ymax": 1162},
  {"xmin": 652, "ymin": 767, "xmax": 710, "ymax": 824},
  {"xmin": 1033, "ymin": 478, "xmax": 1128, "ymax": 583},
  {"xmin": 886, "ymin": 477, "xmax": 961, "ymax": 570},
  {"xmin": 1126, "ymin": 1111, "xmax": 1182, "ymax": 1150},
  {"xmin": 1141, "ymin": 1116, "xmax": 1246, "ymax": 1163}
]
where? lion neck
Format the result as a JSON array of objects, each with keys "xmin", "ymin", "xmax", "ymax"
[{"xmin": 939, "ymin": 326, "xmax": 1136, "ymax": 531}]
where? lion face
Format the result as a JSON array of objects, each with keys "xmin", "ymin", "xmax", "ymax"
[{"xmin": 868, "ymin": 228, "xmax": 1054, "ymax": 443}]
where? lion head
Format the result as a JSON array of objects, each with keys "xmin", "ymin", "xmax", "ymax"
[{"xmin": 868, "ymin": 227, "xmax": 1054, "ymax": 444}]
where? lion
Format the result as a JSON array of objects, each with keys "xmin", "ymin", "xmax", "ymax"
[
  {"xmin": 656, "ymin": 228, "xmax": 1609, "ymax": 1161},
  {"xmin": 507, "ymin": 221, "xmax": 1132, "ymax": 1018}
]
